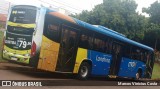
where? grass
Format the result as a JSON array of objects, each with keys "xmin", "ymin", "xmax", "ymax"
[
  {"xmin": 0, "ymin": 31, "xmax": 7, "ymax": 62},
  {"xmin": 152, "ymin": 62, "xmax": 160, "ymax": 79}
]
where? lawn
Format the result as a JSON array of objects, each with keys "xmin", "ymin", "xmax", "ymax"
[
  {"xmin": 0, "ymin": 31, "xmax": 6, "ymax": 62},
  {"xmin": 152, "ymin": 62, "xmax": 160, "ymax": 79},
  {"xmin": 0, "ymin": 31, "xmax": 3, "ymax": 57}
]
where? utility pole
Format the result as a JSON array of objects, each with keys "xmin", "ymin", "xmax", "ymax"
[{"xmin": 8, "ymin": 2, "xmax": 11, "ymax": 14}]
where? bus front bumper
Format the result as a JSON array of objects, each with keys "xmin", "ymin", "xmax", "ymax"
[{"xmin": 2, "ymin": 50, "xmax": 30, "ymax": 64}]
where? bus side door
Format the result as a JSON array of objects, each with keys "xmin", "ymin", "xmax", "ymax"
[
  {"xmin": 56, "ymin": 25, "xmax": 79, "ymax": 72},
  {"xmin": 109, "ymin": 42, "xmax": 123, "ymax": 76}
]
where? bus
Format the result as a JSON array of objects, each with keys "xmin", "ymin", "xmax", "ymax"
[{"xmin": 2, "ymin": 5, "xmax": 154, "ymax": 80}]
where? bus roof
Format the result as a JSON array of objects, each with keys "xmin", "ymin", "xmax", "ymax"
[{"xmin": 72, "ymin": 18, "xmax": 154, "ymax": 52}]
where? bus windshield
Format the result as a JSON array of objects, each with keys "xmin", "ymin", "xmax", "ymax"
[
  {"xmin": 7, "ymin": 26, "xmax": 34, "ymax": 35},
  {"xmin": 9, "ymin": 6, "xmax": 37, "ymax": 24}
]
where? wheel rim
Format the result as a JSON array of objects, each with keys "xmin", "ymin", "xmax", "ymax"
[
  {"xmin": 80, "ymin": 66, "xmax": 88, "ymax": 77},
  {"xmin": 136, "ymin": 73, "xmax": 140, "ymax": 79}
]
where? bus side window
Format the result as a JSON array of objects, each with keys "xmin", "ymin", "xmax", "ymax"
[
  {"xmin": 124, "ymin": 44, "xmax": 131, "ymax": 58},
  {"xmin": 105, "ymin": 40, "xmax": 109, "ymax": 53},
  {"xmin": 93, "ymin": 38, "xmax": 105, "ymax": 53},
  {"xmin": 140, "ymin": 50, "xmax": 145, "ymax": 62},
  {"xmin": 47, "ymin": 22, "xmax": 60, "ymax": 42},
  {"xmin": 108, "ymin": 39, "xmax": 113, "ymax": 54},
  {"xmin": 130, "ymin": 47, "xmax": 135, "ymax": 59},
  {"xmin": 131, "ymin": 47, "xmax": 142, "ymax": 60},
  {"xmin": 48, "ymin": 24, "xmax": 58, "ymax": 31},
  {"xmin": 79, "ymin": 34, "xmax": 93, "ymax": 49},
  {"xmin": 144, "ymin": 52, "xmax": 148, "ymax": 63},
  {"xmin": 44, "ymin": 15, "xmax": 60, "ymax": 42}
]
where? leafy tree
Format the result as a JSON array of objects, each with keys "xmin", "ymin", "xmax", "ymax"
[
  {"xmin": 143, "ymin": 24, "xmax": 160, "ymax": 50},
  {"xmin": 142, "ymin": 1, "xmax": 160, "ymax": 50},
  {"xmin": 72, "ymin": 0, "xmax": 147, "ymax": 41},
  {"xmin": 71, "ymin": 0, "xmax": 160, "ymax": 50},
  {"xmin": 143, "ymin": 1, "xmax": 160, "ymax": 24}
]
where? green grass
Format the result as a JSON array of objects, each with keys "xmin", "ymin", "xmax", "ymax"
[
  {"xmin": 152, "ymin": 62, "xmax": 160, "ymax": 79},
  {"xmin": 0, "ymin": 31, "xmax": 7, "ymax": 62}
]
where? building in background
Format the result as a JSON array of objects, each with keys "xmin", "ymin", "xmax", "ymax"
[
  {"xmin": 0, "ymin": 14, "xmax": 7, "ymax": 29},
  {"xmin": 0, "ymin": 0, "xmax": 11, "ymax": 29}
]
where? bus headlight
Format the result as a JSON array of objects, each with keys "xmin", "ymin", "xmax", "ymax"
[
  {"xmin": 3, "ymin": 50, "xmax": 7, "ymax": 53},
  {"xmin": 24, "ymin": 54, "xmax": 30, "ymax": 57}
]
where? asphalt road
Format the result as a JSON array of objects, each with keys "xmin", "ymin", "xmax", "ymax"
[{"xmin": 0, "ymin": 62, "xmax": 159, "ymax": 89}]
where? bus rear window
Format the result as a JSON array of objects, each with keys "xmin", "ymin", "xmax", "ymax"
[{"xmin": 9, "ymin": 6, "xmax": 37, "ymax": 24}]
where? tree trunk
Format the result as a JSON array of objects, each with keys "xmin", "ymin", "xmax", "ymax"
[{"xmin": 155, "ymin": 38, "xmax": 158, "ymax": 50}]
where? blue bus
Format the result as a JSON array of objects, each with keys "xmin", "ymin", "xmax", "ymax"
[{"xmin": 3, "ymin": 5, "xmax": 154, "ymax": 80}]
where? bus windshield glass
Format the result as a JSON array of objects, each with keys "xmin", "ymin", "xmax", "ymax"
[
  {"xmin": 7, "ymin": 26, "xmax": 34, "ymax": 35},
  {"xmin": 9, "ymin": 6, "xmax": 37, "ymax": 24}
]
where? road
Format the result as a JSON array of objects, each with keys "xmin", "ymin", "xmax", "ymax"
[{"xmin": 0, "ymin": 62, "xmax": 159, "ymax": 89}]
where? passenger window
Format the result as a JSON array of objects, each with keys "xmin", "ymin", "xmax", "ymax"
[
  {"xmin": 131, "ymin": 47, "xmax": 141, "ymax": 60},
  {"xmin": 48, "ymin": 24, "xmax": 58, "ymax": 31},
  {"xmin": 79, "ymin": 34, "xmax": 93, "ymax": 49},
  {"xmin": 44, "ymin": 15, "xmax": 60, "ymax": 42},
  {"xmin": 47, "ymin": 22, "xmax": 59, "ymax": 42},
  {"xmin": 124, "ymin": 44, "xmax": 131, "ymax": 58},
  {"xmin": 93, "ymin": 37, "xmax": 106, "ymax": 53}
]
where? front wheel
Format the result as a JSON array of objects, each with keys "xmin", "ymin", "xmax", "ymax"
[
  {"xmin": 136, "ymin": 70, "xmax": 141, "ymax": 80},
  {"xmin": 77, "ymin": 62, "xmax": 91, "ymax": 80}
]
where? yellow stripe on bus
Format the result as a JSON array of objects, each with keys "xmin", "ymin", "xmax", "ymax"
[
  {"xmin": 73, "ymin": 48, "xmax": 87, "ymax": 73},
  {"xmin": 7, "ymin": 21, "xmax": 36, "ymax": 28},
  {"xmin": 4, "ymin": 45, "xmax": 31, "ymax": 54}
]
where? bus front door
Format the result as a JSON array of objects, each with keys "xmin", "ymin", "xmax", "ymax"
[
  {"xmin": 56, "ymin": 25, "xmax": 79, "ymax": 72},
  {"xmin": 109, "ymin": 43, "xmax": 123, "ymax": 76}
]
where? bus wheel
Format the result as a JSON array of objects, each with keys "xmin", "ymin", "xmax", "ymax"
[
  {"xmin": 136, "ymin": 70, "xmax": 141, "ymax": 80},
  {"xmin": 77, "ymin": 62, "xmax": 91, "ymax": 80}
]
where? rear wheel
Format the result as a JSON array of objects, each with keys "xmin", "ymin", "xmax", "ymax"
[
  {"xmin": 136, "ymin": 70, "xmax": 141, "ymax": 80},
  {"xmin": 77, "ymin": 62, "xmax": 91, "ymax": 80}
]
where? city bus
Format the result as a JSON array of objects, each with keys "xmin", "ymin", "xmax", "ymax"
[{"xmin": 2, "ymin": 5, "xmax": 154, "ymax": 80}]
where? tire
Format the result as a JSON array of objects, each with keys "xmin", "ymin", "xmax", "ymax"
[
  {"xmin": 77, "ymin": 62, "xmax": 91, "ymax": 80},
  {"xmin": 135, "ymin": 70, "xmax": 141, "ymax": 80}
]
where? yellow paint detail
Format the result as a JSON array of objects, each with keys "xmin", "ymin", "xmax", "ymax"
[
  {"xmin": 4, "ymin": 45, "xmax": 31, "ymax": 54},
  {"xmin": 38, "ymin": 35, "xmax": 60, "ymax": 72},
  {"xmin": 12, "ymin": 11, "xmax": 17, "ymax": 14},
  {"xmin": 73, "ymin": 48, "xmax": 87, "ymax": 73},
  {"xmin": 8, "ymin": 21, "xmax": 36, "ymax": 28}
]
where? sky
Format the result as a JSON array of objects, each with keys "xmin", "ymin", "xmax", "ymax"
[{"xmin": 5, "ymin": 0, "xmax": 158, "ymax": 15}]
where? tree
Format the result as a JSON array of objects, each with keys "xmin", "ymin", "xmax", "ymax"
[
  {"xmin": 71, "ymin": 0, "xmax": 148, "ymax": 41},
  {"xmin": 0, "ymin": 24, "xmax": 3, "ymax": 29},
  {"xmin": 142, "ymin": 1, "xmax": 160, "ymax": 50},
  {"xmin": 143, "ymin": 24, "xmax": 160, "ymax": 50},
  {"xmin": 142, "ymin": 1, "xmax": 160, "ymax": 24}
]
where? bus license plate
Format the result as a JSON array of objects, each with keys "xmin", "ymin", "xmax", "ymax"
[{"xmin": 11, "ymin": 57, "xmax": 18, "ymax": 61}]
